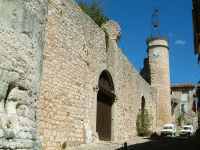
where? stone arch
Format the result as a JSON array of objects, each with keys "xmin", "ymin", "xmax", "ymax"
[
  {"xmin": 98, "ymin": 70, "xmax": 114, "ymax": 94},
  {"xmin": 95, "ymin": 63, "xmax": 116, "ymax": 91},
  {"xmin": 93, "ymin": 63, "xmax": 117, "ymax": 142}
]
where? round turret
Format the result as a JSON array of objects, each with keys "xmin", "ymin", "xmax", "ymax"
[{"xmin": 147, "ymin": 36, "xmax": 171, "ymax": 127}]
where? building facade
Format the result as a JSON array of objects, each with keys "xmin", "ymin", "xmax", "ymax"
[
  {"xmin": 0, "ymin": 0, "xmax": 173, "ymax": 149},
  {"xmin": 171, "ymin": 83, "xmax": 198, "ymax": 130}
]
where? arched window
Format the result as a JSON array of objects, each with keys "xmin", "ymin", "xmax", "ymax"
[{"xmin": 141, "ymin": 96, "xmax": 145, "ymax": 111}]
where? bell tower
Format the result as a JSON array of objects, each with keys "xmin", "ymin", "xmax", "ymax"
[{"xmin": 147, "ymin": 6, "xmax": 172, "ymax": 128}]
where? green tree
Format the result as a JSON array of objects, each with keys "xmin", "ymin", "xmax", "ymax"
[
  {"xmin": 177, "ymin": 114, "xmax": 185, "ymax": 126},
  {"xmin": 136, "ymin": 108, "xmax": 153, "ymax": 136},
  {"xmin": 78, "ymin": 0, "xmax": 109, "ymax": 27}
]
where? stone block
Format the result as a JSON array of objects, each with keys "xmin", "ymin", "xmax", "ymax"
[
  {"xmin": 46, "ymin": 147, "xmax": 55, "ymax": 150},
  {"xmin": 8, "ymin": 87, "xmax": 19, "ymax": 101},
  {"xmin": 19, "ymin": 116, "xmax": 34, "ymax": 127},
  {"xmin": 9, "ymin": 139, "xmax": 17, "ymax": 149},
  {"xmin": 17, "ymin": 131, "xmax": 26, "ymax": 139},
  {"xmin": 19, "ymin": 79, "xmax": 26, "ymax": 90},
  {"xmin": 4, "ymin": 129, "xmax": 16, "ymax": 139},
  {"xmin": 6, "ymin": 101, "xmax": 17, "ymax": 115},
  {"xmin": 24, "ymin": 107, "xmax": 35, "ymax": 121},
  {"xmin": 18, "ymin": 91, "xmax": 29, "ymax": 104},
  {"xmin": 0, "ymin": 113, "xmax": 9, "ymax": 130},
  {"xmin": 9, "ymin": 72, "xmax": 20, "ymax": 86},
  {"xmin": 32, "ymin": 140, "xmax": 41, "ymax": 149},
  {"xmin": 9, "ymin": 139, "xmax": 23, "ymax": 149},
  {"xmin": 0, "ymin": 81, "xmax": 8, "ymax": 100},
  {"xmin": 86, "ymin": 130, "xmax": 92, "ymax": 140},
  {"xmin": 26, "ymin": 132, "xmax": 33, "ymax": 139},
  {"xmin": 92, "ymin": 132, "xmax": 99, "ymax": 142},
  {"xmin": 31, "ymin": 133, "xmax": 38, "ymax": 140},
  {"xmin": 25, "ymin": 79, "xmax": 32, "ymax": 90},
  {"xmin": 20, "ymin": 139, "xmax": 34, "ymax": 148},
  {"xmin": 13, "ymin": 68, "xmax": 25, "ymax": 76},
  {"xmin": 0, "ymin": 59, "xmax": 14, "ymax": 72},
  {"xmin": 0, "ymin": 101, "xmax": 5, "ymax": 113},
  {"xmin": 16, "ymin": 104, "xmax": 26, "ymax": 116},
  {"xmin": 29, "ymin": 127, "xmax": 37, "ymax": 134},
  {"xmin": 0, "ymin": 70, "xmax": 3, "ymax": 80},
  {"xmin": 84, "ymin": 123, "xmax": 91, "ymax": 130},
  {"xmin": 2, "ymin": 70, "xmax": 9, "ymax": 83},
  {"xmin": 0, "ymin": 128, "xmax": 4, "ymax": 138},
  {"xmin": 0, "ymin": 138, "xmax": 9, "ymax": 148},
  {"xmin": 101, "ymin": 20, "xmax": 121, "ymax": 42},
  {"xmin": 8, "ymin": 114, "xmax": 19, "ymax": 130}
]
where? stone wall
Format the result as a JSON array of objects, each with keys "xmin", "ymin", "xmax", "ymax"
[
  {"xmin": 0, "ymin": 0, "xmax": 160, "ymax": 149},
  {"xmin": 38, "ymin": 0, "xmax": 157, "ymax": 149},
  {"xmin": 147, "ymin": 37, "xmax": 172, "ymax": 128},
  {"xmin": 171, "ymin": 85, "xmax": 198, "ymax": 130},
  {"xmin": 0, "ymin": 0, "xmax": 48, "ymax": 149}
]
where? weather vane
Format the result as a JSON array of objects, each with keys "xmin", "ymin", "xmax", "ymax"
[{"xmin": 150, "ymin": 6, "xmax": 161, "ymax": 37}]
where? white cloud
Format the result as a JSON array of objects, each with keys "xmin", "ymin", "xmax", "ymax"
[
  {"xmin": 169, "ymin": 33, "xmax": 172, "ymax": 36},
  {"xmin": 175, "ymin": 40, "xmax": 186, "ymax": 44}
]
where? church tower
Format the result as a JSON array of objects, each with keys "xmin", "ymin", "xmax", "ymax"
[{"xmin": 147, "ymin": 7, "xmax": 172, "ymax": 127}]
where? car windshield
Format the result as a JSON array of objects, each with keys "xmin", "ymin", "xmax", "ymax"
[
  {"xmin": 163, "ymin": 126, "xmax": 172, "ymax": 129},
  {"xmin": 183, "ymin": 127, "xmax": 191, "ymax": 130}
]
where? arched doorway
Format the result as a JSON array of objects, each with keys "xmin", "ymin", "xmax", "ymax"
[{"xmin": 96, "ymin": 70, "xmax": 115, "ymax": 141}]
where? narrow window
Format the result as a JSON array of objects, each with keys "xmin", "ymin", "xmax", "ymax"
[{"xmin": 182, "ymin": 92, "xmax": 189, "ymax": 101}]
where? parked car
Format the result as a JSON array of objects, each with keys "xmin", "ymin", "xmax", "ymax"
[
  {"xmin": 179, "ymin": 125, "xmax": 194, "ymax": 136},
  {"xmin": 160, "ymin": 124, "xmax": 176, "ymax": 136}
]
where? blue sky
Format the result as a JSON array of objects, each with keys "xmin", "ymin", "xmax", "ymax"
[{"xmin": 75, "ymin": 0, "xmax": 200, "ymax": 86}]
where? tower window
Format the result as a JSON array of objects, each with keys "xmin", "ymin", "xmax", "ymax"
[{"xmin": 182, "ymin": 92, "xmax": 189, "ymax": 101}]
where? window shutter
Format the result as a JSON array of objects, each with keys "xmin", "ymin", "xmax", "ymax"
[{"xmin": 182, "ymin": 92, "xmax": 189, "ymax": 101}]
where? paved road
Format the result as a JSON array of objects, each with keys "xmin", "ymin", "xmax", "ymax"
[
  {"xmin": 117, "ymin": 136, "xmax": 200, "ymax": 150},
  {"xmin": 66, "ymin": 136, "xmax": 200, "ymax": 150},
  {"xmin": 66, "ymin": 137, "xmax": 150, "ymax": 150}
]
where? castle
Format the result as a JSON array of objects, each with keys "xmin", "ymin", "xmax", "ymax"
[{"xmin": 0, "ymin": 0, "xmax": 173, "ymax": 149}]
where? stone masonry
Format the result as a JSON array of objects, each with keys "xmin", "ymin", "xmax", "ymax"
[
  {"xmin": 38, "ymin": 0, "xmax": 158, "ymax": 149},
  {"xmin": 0, "ymin": 0, "xmax": 173, "ymax": 149},
  {"xmin": 171, "ymin": 83, "xmax": 198, "ymax": 131},
  {"xmin": 0, "ymin": 0, "xmax": 48, "ymax": 149},
  {"xmin": 146, "ymin": 37, "xmax": 172, "ymax": 129}
]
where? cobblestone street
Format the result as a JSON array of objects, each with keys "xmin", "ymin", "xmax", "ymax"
[
  {"xmin": 65, "ymin": 137, "xmax": 151, "ymax": 150},
  {"xmin": 66, "ymin": 136, "xmax": 200, "ymax": 150}
]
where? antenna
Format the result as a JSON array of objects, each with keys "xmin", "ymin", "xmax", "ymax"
[{"xmin": 150, "ymin": 6, "xmax": 161, "ymax": 37}]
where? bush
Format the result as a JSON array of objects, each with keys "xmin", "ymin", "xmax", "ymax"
[
  {"xmin": 78, "ymin": 0, "xmax": 109, "ymax": 27},
  {"xmin": 177, "ymin": 114, "xmax": 185, "ymax": 126},
  {"xmin": 62, "ymin": 142, "xmax": 66, "ymax": 149},
  {"xmin": 136, "ymin": 108, "xmax": 153, "ymax": 136},
  {"xmin": 101, "ymin": 27, "xmax": 109, "ymax": 51},
  {"xmin": 78, "ymin": 1, "xmax": 111, "ymax": 52}
]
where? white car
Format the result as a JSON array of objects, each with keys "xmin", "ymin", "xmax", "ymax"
[
  {"xmin": 160, "ymin": 124, "xmax": 176, "ymax": 136},
  {"xmin": 179, "ymin": 125, "xmax": 194, "ymax": 136}
]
